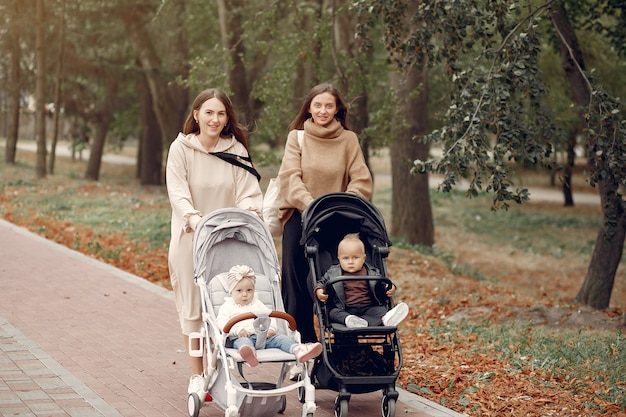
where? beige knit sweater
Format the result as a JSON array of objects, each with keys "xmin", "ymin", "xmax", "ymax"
[{"xmin": 277, "ymin": 118, "xmax": 372, "ymax": 224}]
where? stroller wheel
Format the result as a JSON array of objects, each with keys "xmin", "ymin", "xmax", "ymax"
[
  {"xmin": 187, "ymin": 392, "xmax": 201, "ymax": 417},
  {"xmin": 381, "ymin": 396, "xmax": 396, "ymax": 417},
  {"xmin": 279, "ymin": 395, "xmax": 287, "ymax": 413},
  {"xmin": 297, "ymin": 374, "xmax": 305, "ymax": 403},
  {"xmin": 334, "ymin": 396, "xmax": 348, "ymax": 417}
]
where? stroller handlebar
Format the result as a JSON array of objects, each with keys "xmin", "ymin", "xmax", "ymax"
[
  {"xmin": 326, "ymin": 275, "xmax": 393, "ymax": 287},
  {"xmin": 223, "ymin": 311, "xmax": 298, "ymax": 333}
]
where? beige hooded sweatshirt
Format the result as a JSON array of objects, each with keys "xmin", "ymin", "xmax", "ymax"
[{"xmin": 166, "ymin": 132, "xmax": 262, "ymax": 334}]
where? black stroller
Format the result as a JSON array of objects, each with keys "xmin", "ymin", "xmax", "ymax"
[{"xmin": 301, "ymin": 192, "xmax": 403, "ymax": 417}]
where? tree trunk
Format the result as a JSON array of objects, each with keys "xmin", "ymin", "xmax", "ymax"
[
  {"xmin": 351, "ymin": 91, "xmax": 370, "ymax": 168},
  {"xmin": 5, "ymin": 10, "xmax": 21, "ymax": 164},
  {"xmin": 217, "ymin": 0, "xmax": 252, "ymax": 124},
  {"xmin": 294, "ymin": 5, "xmax": 320, "ymax": 101},
  {"xmin": 562, "ymin": 133, "xmax": 575, "ymax": 206},
  {"xmin": 121, "ymin": 4, "xmax": 187, "ymax": 149},
  {"xmin": 48, "ymin": 0, "xmax": 66, "ymax": 175},
  {"xmin": 390, "ymin": 64, "xmax": 434, "ymax": 247},
  {"xmin": 295, "ymin": 0, "xmax": 324, "ymax": 99},
  {"xmin": 137, "ymin": 72, "xmax": 163, "ymax": 185},
  {"xmin": 551, "ymin": 3, "xmax": 623, "ymax": 309},
  {"xmin": 84, "ymin": 86, "xmax": 117, "ymax": 181},
  {"xmin": 35, "ymin": 0, "xmax": 46, "ymax": 178},
  {"xmin": 84, "ymin": 119, "xmax": 109, "ymax": 181},
  {"xmin": 575, "ymin": 177, "xmax": 626, "ymax": 309},
  {"xmin": 332, "ymin": 1, "xmax": 372, "ymax": 169},
  {"xmin": 552, "ymin": 3, "xmax": 589, "ymax": 206}
]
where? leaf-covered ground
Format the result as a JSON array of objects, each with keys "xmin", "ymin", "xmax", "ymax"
[{"xmin": 1, "ymin": 148, "xmax": 625, "ymax": 416}]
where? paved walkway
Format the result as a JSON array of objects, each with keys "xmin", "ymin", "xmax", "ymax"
[{"xmin": 0, "ymin": 219, "xmax": 465, "ymax": 417}]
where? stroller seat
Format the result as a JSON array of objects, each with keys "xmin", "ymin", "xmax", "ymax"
[
  {"xmin": 208, "ymin": 271, "xmax": 298, "ymax": 364},
  {"xmin": 318, "ymin": 274, "xmax": 401, "ymax": 335}
]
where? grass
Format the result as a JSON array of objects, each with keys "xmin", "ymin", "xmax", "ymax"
[
  {"xmin": 11, "ymin": 146, "xmax": 588, "ymax": 263},
  {"xmin": 433, "ymin": 191, "xmax": 603, "ymax": 259},
  {"xmin": 2, "ymin": 158, "xmax": 171, "ymax": 250},
  {"xmin": 0, "ymin": 142, "xmax": 616, "ymax": 282},
  {"xmin": 2, "ymin": 142, "xmax": 625, "ymax": 415}
]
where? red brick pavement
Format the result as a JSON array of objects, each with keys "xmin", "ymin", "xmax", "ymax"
[{"xmin": 0, "ymin": 219, "xmax": 464, "ymax": 417}]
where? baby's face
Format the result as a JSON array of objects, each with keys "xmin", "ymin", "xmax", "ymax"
[
  {"xmin": 337, "ymin": 240, "xmax": 366, "ymax": 273},
  {"xmin": 231, "ymin": 278, "xmax": 255, "ymax": 305}
]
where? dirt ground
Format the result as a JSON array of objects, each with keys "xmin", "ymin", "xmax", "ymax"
[{"xmin": 428, "ymin": 234, "xmax": 626, "ymax": 331}]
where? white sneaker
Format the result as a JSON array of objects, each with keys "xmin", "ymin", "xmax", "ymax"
[
  {"xmin": 382, "ymin": 302, "xmax": 409, "ymax": 327},
  {"xmin": 188, "ymin": 374, "xmax": 205, "ymax": 394},
  {"xmin": 345, "ymin": 315, "xmax": 368, "ymax": 328},
  {"xmin": 288, "ymin": 363, "xmax": 303, "ymax": 381},
  {"xmin": 293, "ymin": 342, "xmax": 322, "ymax": 363}
]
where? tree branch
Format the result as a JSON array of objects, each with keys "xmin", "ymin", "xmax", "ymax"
[{"xmin": 442, "ymin": 1, "xmax": 555, "ymax": 159}]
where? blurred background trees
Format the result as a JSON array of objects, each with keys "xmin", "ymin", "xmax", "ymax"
[{"xmin": 0, "ymin": 0, "xmax": 624, "ymax": 309}]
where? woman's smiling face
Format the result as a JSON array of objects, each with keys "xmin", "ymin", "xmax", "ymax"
[
  {"xmin": 309, "ymin": 92, "xmax": 338, "ymax": 127},
  {"xmin": 194, "ymin": 97, "xmax": 228, "ymax": 138}
]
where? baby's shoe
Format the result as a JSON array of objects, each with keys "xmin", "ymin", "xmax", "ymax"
[
  {"xmin": 239, "ymin": 345, "xmax": 259, "ymax": 367},
  {"xmin": 293, "ymin": 342, "xmax": 322, "ymax": 363},
  {"xmin": 382, "ymin": 302, "xmax": 409, "ymax": 327},
  {"xmin": 345, "ymin": 315, "xmax": 368, "ymax": 328}
]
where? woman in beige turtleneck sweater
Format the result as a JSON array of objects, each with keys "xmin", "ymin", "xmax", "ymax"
[{"xmin": 276, "ymin": 83, "xmax": 373, "ymax": 345}]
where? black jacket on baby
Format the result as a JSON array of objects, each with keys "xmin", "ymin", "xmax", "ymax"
[{"xmin": 315, "ymin": 263, "xmax": 388, "ymax": 312}]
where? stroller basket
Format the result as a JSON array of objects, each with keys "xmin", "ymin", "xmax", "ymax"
[{"xmin": 238, "ymin": 383, "xmax": 284, "ymax": 417}]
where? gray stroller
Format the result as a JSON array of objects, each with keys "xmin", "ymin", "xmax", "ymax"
[{"xmin": 187, "ymin": 207, "xmax": 316, "ymax": 417}]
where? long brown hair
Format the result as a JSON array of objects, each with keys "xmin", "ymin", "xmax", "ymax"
[
  {"xmin": 288, "ymin": 83, "xmax": 350, "ymax": 131},
  {"xmin": 182, "ymin": 89, "xmax": 250, "ymax": 151}
]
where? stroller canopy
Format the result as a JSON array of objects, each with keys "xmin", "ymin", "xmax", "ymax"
[
  {"xmin": 193, "ymin": 208, "xmax": 280, "ymax": 285},
  {"xmin": 301, "ymin": 192, "xmax": 392, "ymax": 274}
]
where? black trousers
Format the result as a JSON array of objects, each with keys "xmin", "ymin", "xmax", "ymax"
[{"xmin": 281, "ymin": 210, "xmax": 318, "ymax": 343}]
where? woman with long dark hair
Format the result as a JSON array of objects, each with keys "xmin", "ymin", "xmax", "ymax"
[{"xmin": 276, "ymin": 83, "xmax": 372, "ymax": 346}]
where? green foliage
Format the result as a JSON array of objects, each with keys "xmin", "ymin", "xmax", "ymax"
[
  {"xmin": 359, "ymin": 87, "xmax": 399, "ymax": 148},
  {"xmin": 356, "ymin": 0, "xmax": 625, "ymax": 215},
  {"xmin": 566, "ymin": 0, "xmax": 626, "ymax": 58},
  {"xmin": 243, "ymin": 1, "xmax": 318, "ymax": 146},
  {"xmin": 180, "ymin": 0, "xmax": 228, "ymax": 93},
  {"xmin": 418, "ymin": 2, "xmax": 560, "ymax": 208}
]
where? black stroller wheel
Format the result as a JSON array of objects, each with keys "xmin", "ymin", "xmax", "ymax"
[
  {"xmin": 334, "ymin": 396, "xmax": 348, "ymax": 417},
  {"xmin": 187, "ymin": 392, "xmax": 201, "ymax": 417},
  {"xmin": 278, "ymin": 395, "xmax": 287, "ymax": 413},
  {"xmin": 381, "ymin": 395, "xmax": 396, "ymax": 417}
]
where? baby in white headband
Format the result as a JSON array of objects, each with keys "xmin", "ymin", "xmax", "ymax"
[{"xmin": 216, "ymin": 265, "xmax": 322, "ymax": 367}]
